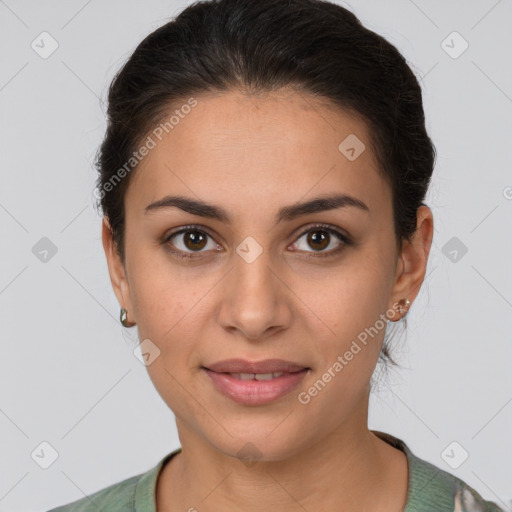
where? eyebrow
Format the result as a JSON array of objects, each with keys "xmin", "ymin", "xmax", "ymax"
[{"xmin": 144, "ymin": 193, "xmax": 369, "ymax": 223}]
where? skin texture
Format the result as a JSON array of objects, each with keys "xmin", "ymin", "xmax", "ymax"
[{"xmin": 102, "ymin": 87, "xmax": 433, "ymax": 511}]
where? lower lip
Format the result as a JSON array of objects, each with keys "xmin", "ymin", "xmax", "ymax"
[{"xmin": 203, "ymin": 368, "xmax": 309, "ymax": 406}]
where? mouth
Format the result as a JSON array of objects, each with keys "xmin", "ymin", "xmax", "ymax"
[
  {"xmin": 201, "ymin": 360, "xmax": 310, "ymax": 406},
  {"xmin": 203, "ymin": 358, "xmax": 309, "ymax": 374},
  {"xmin": 223, "ymin": 371, "xmax": 295, "ymax": 381}
]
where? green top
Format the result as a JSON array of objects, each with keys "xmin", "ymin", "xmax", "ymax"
[{"xmin": 47, "ymin": 431, "xmax": 504, "ymax": 512}]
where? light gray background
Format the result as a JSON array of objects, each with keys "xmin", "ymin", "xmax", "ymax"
[{"xmin": 1, "ymin": 1, "xmax": 511, "ymax": 510}]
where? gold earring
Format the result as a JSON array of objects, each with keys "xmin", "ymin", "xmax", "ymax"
[
  {"xmin": 398, "ymin": 298, "xmax": 411, "ymax": 317},
  {"xmin": 120, "ymin": 307, "xmax": 136, "ymax": 327}
]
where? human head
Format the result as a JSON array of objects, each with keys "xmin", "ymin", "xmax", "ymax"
[
  {"xmin": 98, "ymin": 0, "xmax": 435, "ymax": 457},
  {"xmin": 96, "ymin": 0, "xmax": 435, "ymax": 373}
]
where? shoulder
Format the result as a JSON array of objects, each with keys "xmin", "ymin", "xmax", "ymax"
[
  {"xmin": 45, "ymin": 449, "xmax": 181, "ymax": 512},
  {"xmin": 407, "ymin": 449, "xmax": 504, "ymax": 511},
  {"xmin": 404, "ymin": 442, "xmax": 505, "ymax": 512},
  {"xmin": 372, "ymin": 431, "xmax": 505, "ymax": 512},
  {"xmin": 452, "ymin": 479, "xmax": 505, "ymax": 512},
  {"xmin": 45, "ymin": 473, "xmax": 141, "ymax": 512}
]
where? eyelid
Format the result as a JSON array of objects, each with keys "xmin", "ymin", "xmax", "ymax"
[
  {"xmin": 164, "ymin": 224, "xmax": 219, "ymax": 244},
  {"xmin": 293, "ymin": 223, "xmax": 351, "ymax": 243}
]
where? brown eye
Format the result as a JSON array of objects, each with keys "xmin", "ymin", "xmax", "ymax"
[
  {"xmin": 165, "ymin": 227, "xmax": 218, "ymax": 257},
  {"xmin": 182, "ymin": 231, "xmax": 208, "ymax": 251},
  {"xmin": 291, "ymin": 224, "xmax": 351, "ymax": 257},
  {"xmin": 306, "ymin": 230, "xmax": 330, "ymax": 251}
]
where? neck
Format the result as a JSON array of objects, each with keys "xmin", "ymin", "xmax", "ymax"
[{"xmin": 156, "ymin": 416, "xmax": 408, "ymax": 511}]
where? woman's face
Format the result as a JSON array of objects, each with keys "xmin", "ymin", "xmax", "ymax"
[{"xmin": 103, "ymin": 88, "xmax": 430, "ymax": 461}]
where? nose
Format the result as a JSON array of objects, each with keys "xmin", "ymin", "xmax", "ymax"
[{"xmin": 216, "ymin": 245, "xmax": 293, "ymax": 341}]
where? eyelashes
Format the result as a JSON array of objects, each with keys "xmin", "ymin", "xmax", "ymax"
[{"xmin": 162, "ymin": 223, "xmax": 353, "ymax": 260}]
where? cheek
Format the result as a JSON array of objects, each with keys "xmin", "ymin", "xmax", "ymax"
[
  {"xmin": 133, "ymin": 289, "xmax": 202, "ymax": 418},
  {"xmin": 296, "ymin": 285, "xmax": 390, "ymax": 421},
  {"xmin": 126, "ymin": 244, "xmax": 202, "ymax": 336},
  {"xmin": 299, "ymin": 258, "xmax": 392, "ymax": 343},
  {"xmin": 293, "ymin": 256, "xmax": 393, "ymax": 398}
]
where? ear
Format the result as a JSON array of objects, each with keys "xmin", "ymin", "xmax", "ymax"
[
  {"xmin": 101, "ymin": 217, "xmax": 135, "ymax": 323},
  {"xmin": 388, "ymin": 205, "xmax": 434, "ymax": 316}
]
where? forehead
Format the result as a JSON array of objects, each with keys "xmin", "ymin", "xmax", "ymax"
[{"xmin": 126, "ymin": 88, "xmax": 390, "ymax": 222}]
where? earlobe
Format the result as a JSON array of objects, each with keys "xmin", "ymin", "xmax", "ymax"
[{"xmin": 101, "ymin": 217, "xmax": 134, "ymax": 321}]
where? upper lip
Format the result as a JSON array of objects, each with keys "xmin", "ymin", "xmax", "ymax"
[{"xmin": 203, "ymin": 358, "xmax": 309, "ymax": 374}]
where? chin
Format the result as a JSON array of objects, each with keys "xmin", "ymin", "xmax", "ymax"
[{"xmin": 204, "ymin": 420, "xmax": 313, "ymax": 464}]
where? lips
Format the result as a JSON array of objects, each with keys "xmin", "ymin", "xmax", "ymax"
[{"xmin": 202, "ymin": 358, "xmax": 310, "ymax": 405}]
